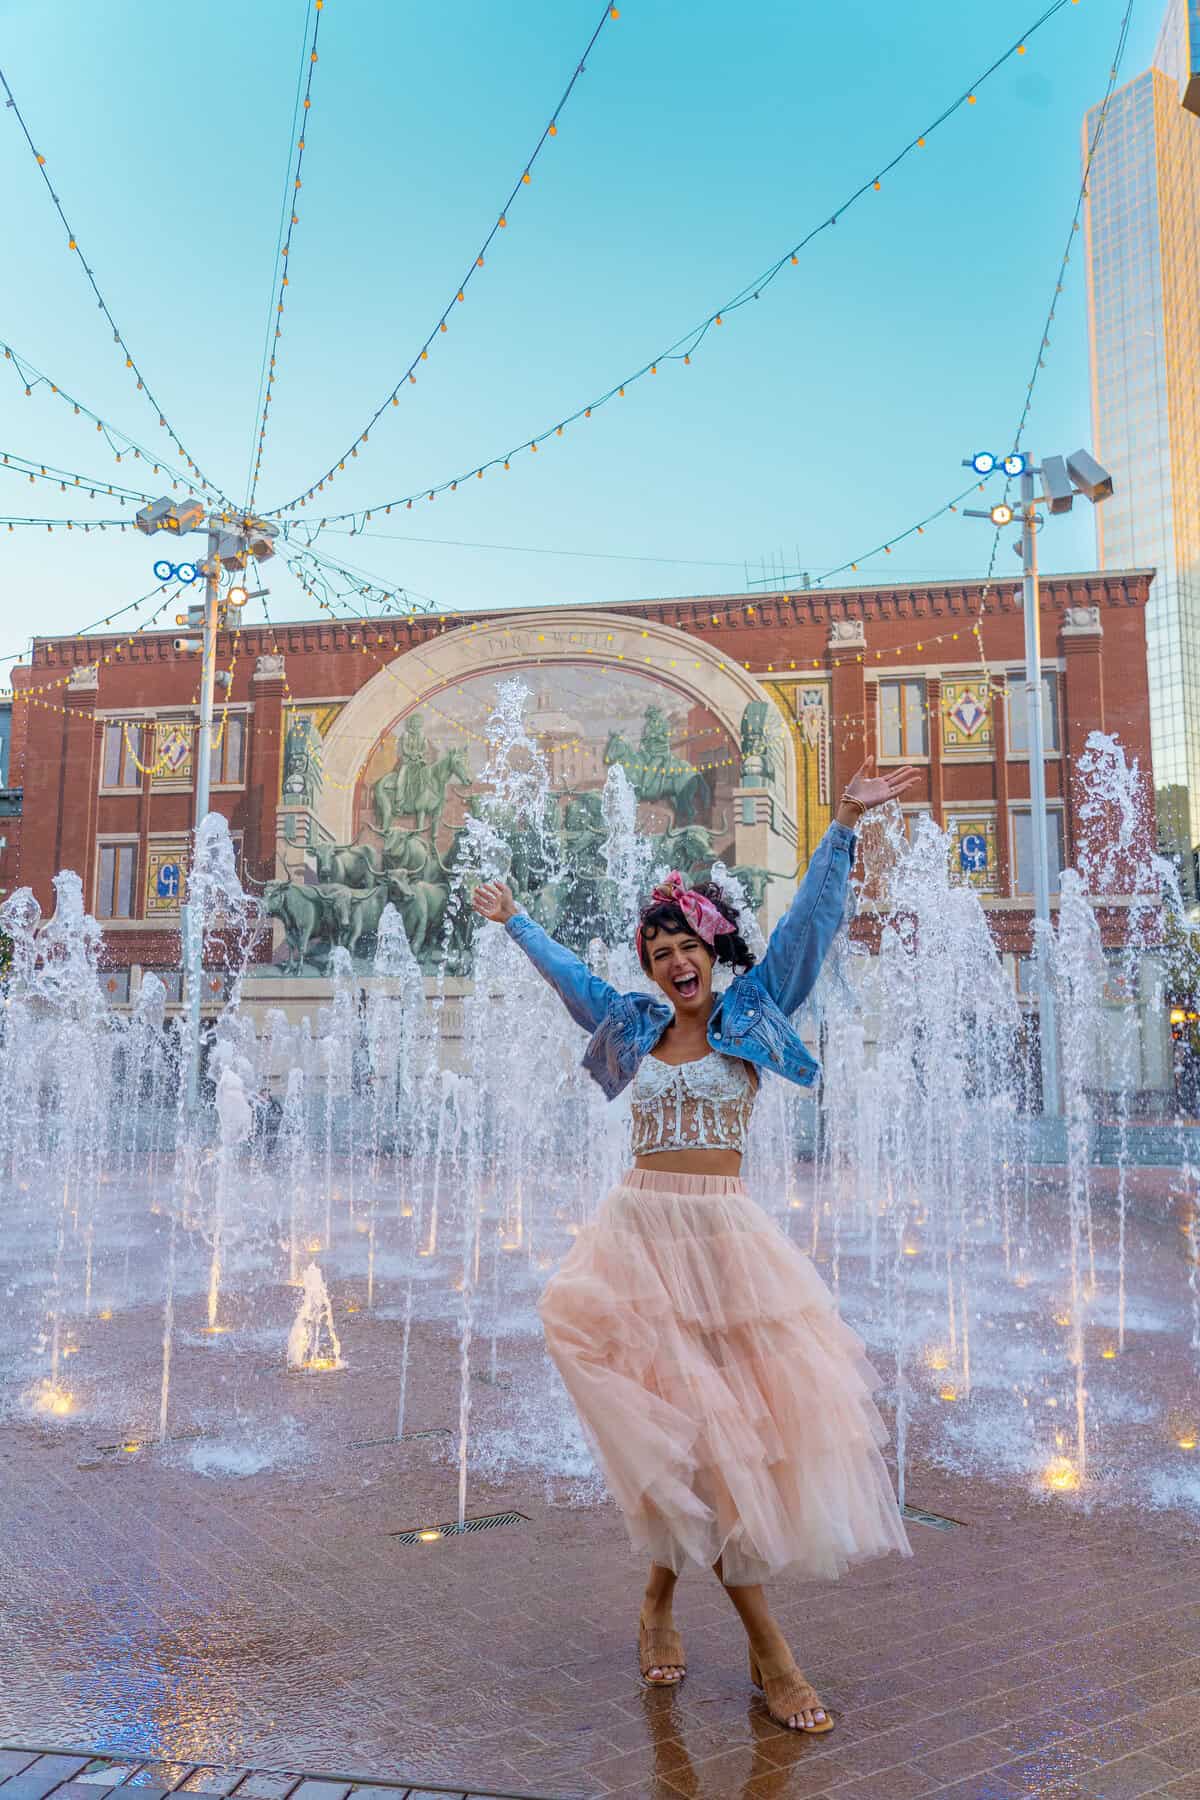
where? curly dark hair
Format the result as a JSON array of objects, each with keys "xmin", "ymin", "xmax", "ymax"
[{"xmin": 636, "ymin": 881, "xmax": 756, "ymax": 976}]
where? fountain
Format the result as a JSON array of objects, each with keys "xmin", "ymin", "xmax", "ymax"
[
  {"xmin": 0, "ymin": 688, "xmax": 1196, "ymax": 1533},
  {"xmin": 286, "ymin": 1262, "xmax": 344, "ymax": 1371}
]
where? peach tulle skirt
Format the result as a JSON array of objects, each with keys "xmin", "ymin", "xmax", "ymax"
[{"xmin": 538, "ymin": 1167, "xmax": 913, "ymax": 1586}]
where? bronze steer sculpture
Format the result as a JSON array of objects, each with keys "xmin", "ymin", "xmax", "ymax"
[
  {"xmin": 339, "ymin": 878, "xmax": 397, "ymax": 962},
  {"xmin": 263, "ymin": 880, "xmax": 358, "ymax": 974},
  {"xmin": 384, "ymin": 870, "xmax": 451, "ymax": 965}
]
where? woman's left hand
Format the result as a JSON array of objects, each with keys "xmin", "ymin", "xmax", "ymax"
[{"xmin": 843, "ymin": 755, "xmax": 920, "ymax": 812}]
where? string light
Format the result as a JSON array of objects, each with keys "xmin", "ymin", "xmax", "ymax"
[
  {"xmin": 245, "ymin": 0, "xmax": 324, "ymax": 511},
  {"xmin": 0, "ymin": 451, "xmax": 158, "ymax": 505},
  {"xmin": 0, "ymin": 516, "xmax": 138, "ymax": 532},
  {"xmin": 1, "ymin": 340, "xmax": 212, "ymax": 500},
  {"xmin": 0, "ymin": 69, "xmax": 230, "ymax": 504},
  {"xmin": 270, "ymin": 0, "xmax": 1082, "ymax": 530},
  {"xmin": 262, "ymin": 0, "xmax": 619, "ymax": 518}
]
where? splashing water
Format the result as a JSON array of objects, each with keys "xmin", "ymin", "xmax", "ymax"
[
  {"xmin": 0, "ymin": 707, "xmax": 1196, "ymax": 1523},
  {"xmin": 286, "ymin": 1263, "xmax": 344, "ymax": 1371}
]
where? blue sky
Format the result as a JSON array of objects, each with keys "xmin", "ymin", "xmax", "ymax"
[{"xmin": 0, "ymin": 0, "xmax": 1163, "ymax": 685}]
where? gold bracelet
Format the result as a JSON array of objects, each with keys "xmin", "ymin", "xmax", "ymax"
[{"xmin": 840, "ymin": 790, "xmax": 866, "ymax": 817}]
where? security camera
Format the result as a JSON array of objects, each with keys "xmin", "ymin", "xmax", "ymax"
[
  {"xmin": 1065, "ymin": 448, "xmax": 1114, "ymax": 504},
  {"xmin": 173, "ymin": 636, "xmax": 202, "ymax": 654}
]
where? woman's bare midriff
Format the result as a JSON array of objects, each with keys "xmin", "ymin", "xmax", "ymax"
[{"xmin": 633, "ymin": 1149, "xmax": 744, "ymax": 1176}]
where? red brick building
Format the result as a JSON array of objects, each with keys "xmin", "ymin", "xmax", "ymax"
[{"xmin": 5, "ymin": 567, "xmax": 1154, "ymax": 997}]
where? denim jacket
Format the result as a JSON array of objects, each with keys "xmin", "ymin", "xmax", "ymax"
[{"xmin": 503, "ymin": 820, "xmax": 856, "ymax": 1100}]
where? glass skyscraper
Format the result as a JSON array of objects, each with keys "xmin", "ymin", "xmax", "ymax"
[{"xmin": 1083, "ymin": 0, "xmax": 1200, "ymax": 902}]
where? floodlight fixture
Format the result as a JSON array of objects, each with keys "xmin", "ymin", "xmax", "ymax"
[
  {"xmin": 137, "ymin": 497, "xmax": 180, "ymax": 536},
  {"xmin": 990, "ymin": 502, "xmax": 1014, "ymax": 527},
  {"xmin": 135, "ymin": 495, "xmax": 205, "ymax": 536},
  {"xmin": 1041, "ymin": 455, "xmax": 1075, "ymax": 515},
  {"xmin": 1064, "ymin": 448, "xmax": 1113, "ymax": 504},
  {"xmin": 1002, "ymin": 452, "xmax": 1027, "ymax": 477},
  {"xmin": 226, "ymin": 585, "xmax": 249, "ymax": 608},
  {"xmin": 971, "ymin": 451, "xmax": 996, "ymax": 475},
  {"xmin": 243, "ymin": 517, "xmax": 280, "ymax": 562}
]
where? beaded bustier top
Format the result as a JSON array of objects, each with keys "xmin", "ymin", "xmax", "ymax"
[{"xmin": 629, "ymin": 1051, "xmax": 757, "ymax": 1157}]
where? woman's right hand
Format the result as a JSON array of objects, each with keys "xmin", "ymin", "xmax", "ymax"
[{"xmin": 472, "ymin": 879, "xmax": 520, "ymax": 924}]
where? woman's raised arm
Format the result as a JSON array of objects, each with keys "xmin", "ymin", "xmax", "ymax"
[
  {"xmin": 472, "ymin": 880, "xmax": 620, "ymax": 1035},
  {"xmin": 755, "ymin": 757, "xmax": 919, "ymax": 1016}
]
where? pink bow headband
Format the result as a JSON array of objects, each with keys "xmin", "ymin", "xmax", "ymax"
[{"xmin": 635, "ymin": 870, "xmax": 736, "ymax": 961}]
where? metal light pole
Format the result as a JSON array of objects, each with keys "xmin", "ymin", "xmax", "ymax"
[
  {"xmin": 962, "ymin": 446, "xmax": 1114, "ymax": 1120},
  {"xmin": 1018, "ymin": 462, "xmax": 1059, "ymax": 1117},
  {"xmin": 136, "ymin": 496, "xmax": 277, "ymax": 1114},
  {"xmin": 182, "ymin": 521, "xmax": 222, "ymax": 1112}
]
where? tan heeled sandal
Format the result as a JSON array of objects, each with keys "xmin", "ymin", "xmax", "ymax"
[
  {"xmin": 638, "ymin": 1622, "xmax": 686, "ymax": 1686},
  {"xmin": 749, "ymin": 1649, "xmax": 834, "ymax": 1732}
]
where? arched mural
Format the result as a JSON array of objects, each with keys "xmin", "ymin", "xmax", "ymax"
[{"xmin": 264, "ymin": 611, "xmax": 803, "ymax": 976}]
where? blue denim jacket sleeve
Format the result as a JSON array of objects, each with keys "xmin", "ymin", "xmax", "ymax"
[
  {"xmin": 755, "ymin": 820, "xmax": 857, "ymax": 1017},
  {"xmin": 502, "ymin": 911, "xmax": 619, "ymax": 1034}
]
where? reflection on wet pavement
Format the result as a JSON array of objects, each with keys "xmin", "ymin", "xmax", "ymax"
[
  {"xmin": 1, "ymin": 1286, "xmax": 1198, "ymax": 1798},
  {"xmin": 0, "ymin": 1751, "xmax": 578, "ymax": 1800}
]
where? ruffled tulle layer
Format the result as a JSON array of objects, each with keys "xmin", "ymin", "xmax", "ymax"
[{"xmin": 538, "ymin": 1167, "xmax": 913, "ymax": 1586}]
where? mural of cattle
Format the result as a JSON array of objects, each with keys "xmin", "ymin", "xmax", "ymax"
[{"xmin": 310, "ymin": 843, "xmax": 380, "ymax": 889}]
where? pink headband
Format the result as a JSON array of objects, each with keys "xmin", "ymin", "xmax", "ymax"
[{"xmin": 635, "ymin": 871, "xmax": 736, "ymax": 962}]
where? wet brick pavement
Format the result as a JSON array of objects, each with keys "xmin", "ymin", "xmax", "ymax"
[
  {"xmin": 1, "ymin": 1396, "xmax": 1199, "ymax": 1800},
  {"xmin": 0, "ymin": 1752, "xmax": 579, "ymax": 1800}
]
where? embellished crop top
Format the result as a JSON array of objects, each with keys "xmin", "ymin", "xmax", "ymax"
[{"xmin": 629, "ymin": 1051, "xmax": 757, "ymax": 1158}]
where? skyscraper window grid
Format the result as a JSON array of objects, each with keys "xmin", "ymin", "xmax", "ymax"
[{"xmin": 1085, "ymin": 3, "xmax": 1200, "ymax": 901}]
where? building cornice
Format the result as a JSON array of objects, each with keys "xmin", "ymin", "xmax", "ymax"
[{"xmin": 18, "ymin": 569, "xmax": 1154, "ymax": 671}]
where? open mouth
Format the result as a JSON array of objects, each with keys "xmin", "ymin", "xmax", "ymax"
[{"xmin": 672, "ymin": 971, "xmax": 700, "ymax": 1001}]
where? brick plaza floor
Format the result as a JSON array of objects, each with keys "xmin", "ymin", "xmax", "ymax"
[{"xmin": 1, "ymin": 1392, "xmax": 1198, "ymax": 1800}]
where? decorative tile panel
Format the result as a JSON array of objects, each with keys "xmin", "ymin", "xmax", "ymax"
[
  {"xmin": 145, "ymin": 842, "xmax": 188, "ymax": 914},
  {"xmin": 940, "ymin": 679, "xmax": 994, "ymax": 755},
  {"xmin": 947, "ymin": 814, "xmax": 998, "ymax": 892}
]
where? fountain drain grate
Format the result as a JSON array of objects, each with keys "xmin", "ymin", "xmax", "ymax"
[
  {"xmin": 390, "ymin": 1508, "xmax": 529, "ymax": 1545},
  {"xmin": 349, "ymin": 1427, "xmax": 452, "ymax": 1447},
  {"xmin": 902, "ymin": 1502, "xmax": 965, "ymax": 1530}
]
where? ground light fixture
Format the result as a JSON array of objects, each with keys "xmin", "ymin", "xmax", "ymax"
[{"xmin": 959, "ymin": 443, "xmax": 1114, "ymax": 1120}]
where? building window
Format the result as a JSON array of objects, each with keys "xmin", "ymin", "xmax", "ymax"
[
  {"xmin": 97, "ymin": 842, "xmax": 137, "ymax": 918},
  {"xmin": 879, "ymin": 680, "xmax": 927, "ymax": 758},
  {"xmin": 101, "ymin": 722, "xmax": 142, "ymax": 789},
  {"xmin": 1010, "ymin": 808, "xmax": 1065, "ymax": 896},
  {"xmin": 1006, "ymin": 672, "xmax": 1060, "ymax": 754},
  {"xmin": 213, "ymin": 714, "xmax": 245, "ymax": 785}
]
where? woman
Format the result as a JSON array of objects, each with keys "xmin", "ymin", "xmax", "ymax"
[{"xmin": 472, "ymin": 756, "xmax": 917, "ymax": 1733}]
